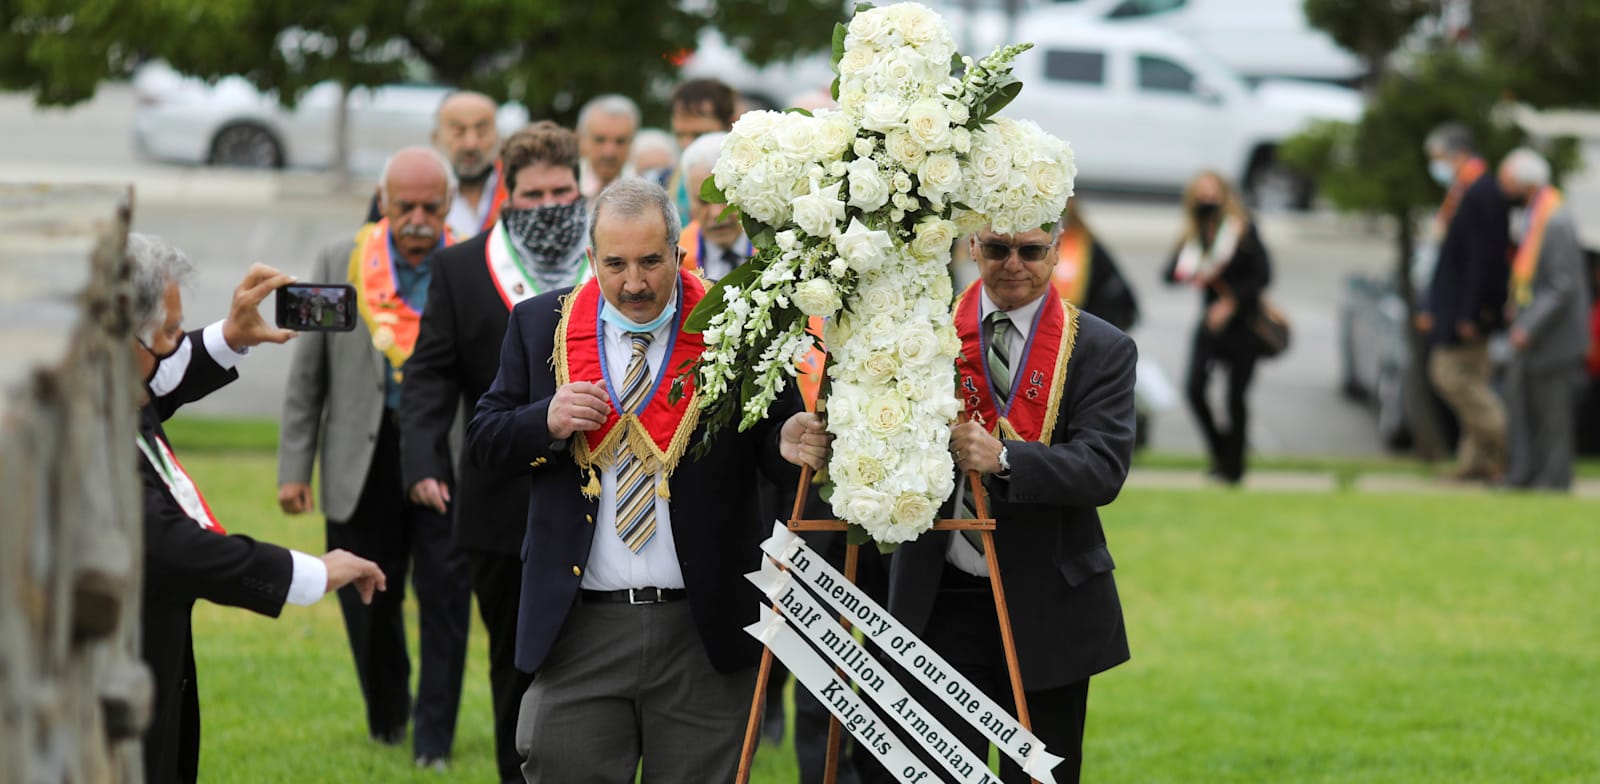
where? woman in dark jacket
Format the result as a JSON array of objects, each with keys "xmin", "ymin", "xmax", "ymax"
[
  {"xmin": 1052, "ymin": 197, "xmax": 1141, "ymax": 332},
  {"xmin": 1164, "ymin": 171, "xmax": 1273, "ymax": 482}
]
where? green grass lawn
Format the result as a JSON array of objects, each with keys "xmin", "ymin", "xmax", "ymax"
[{"xmin": 179, "ymin": 451, "xmax": 1599, "ymax": 783}]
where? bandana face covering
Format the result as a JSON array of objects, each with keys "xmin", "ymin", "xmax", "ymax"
[{"xmin": 501, "ymin": 198, "xmax": 589, "ymax": 267}]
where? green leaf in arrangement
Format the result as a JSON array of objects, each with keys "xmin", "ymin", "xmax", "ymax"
[
  {"xmin": 984, "ymin": 79, "xmax": 1024, "ymax": 122},
  {"xmin": 831, "ymin": 21, "xmax": 848, "ymax": 70},
  {"xmin": 683, "ymin": 254, "xmax": 770, "ymax": 332},
  {"xmin": 785, "ymin": 106, "xmax": 815, "ymax": 117},
  {"xmin": 831, "ymin": 75, "xmax": 841, "ymax": 101},
  {"xmin": 699, "ymin": 174, "xmax": 728, "ymax": 205}
]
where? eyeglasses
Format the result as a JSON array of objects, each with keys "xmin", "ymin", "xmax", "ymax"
[{"xmin": 978, "ymin": 241, "xmax": 1052, "ymax": 263}]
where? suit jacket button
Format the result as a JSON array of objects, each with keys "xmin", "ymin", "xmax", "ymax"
[
  {"xmin": 585, "ymin": 514, "xmax": 593, "ymax": 524},
  {"xmin": 571, "ymin": 565, "xmax": 582, "ymax": 577}
]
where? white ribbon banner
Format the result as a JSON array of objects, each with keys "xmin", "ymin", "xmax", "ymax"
[
  {"xmin": 748, "ymin": 559, "xmax": 999, "ymax": 784},
  {"xmin": 745, "ymin": 606, "xmax": 940, "ymax": 783},
  {"xmin": 758, "ymin": 523, "xmax": 1064, "ymax": 782}
]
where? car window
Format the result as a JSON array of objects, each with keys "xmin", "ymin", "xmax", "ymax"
[
  {"xmin": 1043, "ymin": 49, "xmax": 1106, "ymax": 86},
  {"xmin": 1108, "ymin": 0, "xmax": 1186, "ymax": 18},
  {"xmin": 1136, "ymin": 55, "xmax": 1196, "ymax": 94}
]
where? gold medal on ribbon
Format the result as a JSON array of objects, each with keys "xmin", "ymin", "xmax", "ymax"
[{"xmin": 372, "ymin": 325, "xmax": 395, "ymax": 352}]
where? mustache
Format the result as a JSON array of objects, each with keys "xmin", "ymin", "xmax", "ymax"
[
  {"xmin": 619, "ymin": 291, "xmax": 656, "ymax": 305},
  {"xmin": 398, "ymin": 223, "xmax": 437, "ymax": 239}
]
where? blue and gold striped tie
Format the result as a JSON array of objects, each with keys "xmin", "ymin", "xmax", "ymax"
[{"xmin": 615, "ymin": 333, "xmax": 657, "ymax": 552}]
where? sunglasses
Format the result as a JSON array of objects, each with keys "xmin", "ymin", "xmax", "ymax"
[{"xmin": 978, "ymin": 241, "xmax": 1052, "ymax": 263}]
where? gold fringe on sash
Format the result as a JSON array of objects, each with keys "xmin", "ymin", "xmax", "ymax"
[{"xmin": 992, "ymin": 302, "xmax": 1080, "ymax": 444}]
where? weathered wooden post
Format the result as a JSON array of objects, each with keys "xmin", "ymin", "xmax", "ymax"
[{"xmin": 0, "ymin": 184, "xmax": 149, "ymax": 783}]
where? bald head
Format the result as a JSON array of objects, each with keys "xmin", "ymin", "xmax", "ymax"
[
  {"xmin": 433, "ymin": 91, "xmax": 500, "ymax": 182},
  {"xmin": 381, "ymin": 146, "xmax": 455, "ymax": 265}
]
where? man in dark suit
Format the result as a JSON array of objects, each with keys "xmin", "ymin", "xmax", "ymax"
[
  {"xmin": 127, "ymin": 234, "xmax": 386, "ymax": 784},
  {"xmin": 400, "ymin": 122, "xmax": 590, "ymax": 782},
  {"xmin": 1417, "ymin": 122, "xmax": 1511, "ymax": 482},
  {"xmin": 861, "ymin": 220, "xmax": 1137, "ymax": 784},
  {"xmin": 466, "ymin": 178, "xmax": 830, "ymax": 783}
]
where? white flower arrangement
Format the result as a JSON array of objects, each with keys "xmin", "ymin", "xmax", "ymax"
[{"xmin": 680, "ymin": 1, "xmax": 1076, "ymax": 545}]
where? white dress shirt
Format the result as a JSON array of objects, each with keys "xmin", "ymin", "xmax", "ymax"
[
  {"xmin": 446, "ymin": 168, "xmax": 499, "ymax": 239},
  {"xmin": 946, "ymin": 288, "xmax": 1049, "ymax": 577},
  {"xmin": 580, "ymin": 313, "xmax": 686, "ymax": 591}
]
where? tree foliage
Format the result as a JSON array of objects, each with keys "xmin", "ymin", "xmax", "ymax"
[
  {"xmin": 1303, "ymin": 0, "xmax": 1438, "ymax": 78},
  {"xmin": 0, "ymin": 0, "xmax": 847, "ymax": 123},
  {"xmin": 1471, "ymin": 0, "xmax": 1600, "ymax": 109}
]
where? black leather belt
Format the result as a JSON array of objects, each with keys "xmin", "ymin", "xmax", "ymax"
[{"xmin": 580, "ymin": 587, "xmax": 687, "ymax": 605}]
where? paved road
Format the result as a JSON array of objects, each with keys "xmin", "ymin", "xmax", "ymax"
[{"xmin": 5, "ymin": 84, "xmax": 1599, "ymax": 458}]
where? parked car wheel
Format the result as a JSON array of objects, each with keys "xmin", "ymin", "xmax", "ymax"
[
  {"xmin": 207, "ymin": 123, "xmax": 283, "ymax": 168},
  {"xmin": 1375, "ymin": 364, "xmax": 1411, "ymax": 450},
  {"xmin": 1245, "ymin": 148, "xmax": 1313, "ymax": 212}
]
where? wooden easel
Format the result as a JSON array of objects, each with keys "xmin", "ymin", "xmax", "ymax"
[{"xmin": 734, "ymin": 464, "xmax": 1036, "ymax": 784}]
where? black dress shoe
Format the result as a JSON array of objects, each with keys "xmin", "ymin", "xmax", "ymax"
[{"xmin": 371, "ymin": 726, "xmax": 406, "ymax": 746}]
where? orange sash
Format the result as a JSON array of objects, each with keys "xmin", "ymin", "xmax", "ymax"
[
  {"xmin": 1435, "ymin": 157, "xmax": 1487, "ymax": 236},
  {"xmin": 953, "ymin": 282, "xmax": 1078, "ymax": 443},
  {"xmin": 1051, "ymin": 228, "xmax": 1092, "ymax": 306},
  {"xmin": 349, "ymin": 219, "xmax": 454, "ymax": 375},
  {"xmin": 479, "ymin": 160, "xmax": 508, "ymax": 234},
  {"xmin": 1510, "ymin": 187, "xmax": 1563, "ymax": 308},
  {"xmin": 555, "ymin": 269, "xmax": 707, "ymax": 497},
  {"xmin": 678, "ymin": 221, "xmax": 703, "ymax": 273}
]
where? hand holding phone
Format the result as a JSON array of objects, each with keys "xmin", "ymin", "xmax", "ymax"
[{"xmin": 276, "ymin": 283, "xmax": 359, "ymax": 332}]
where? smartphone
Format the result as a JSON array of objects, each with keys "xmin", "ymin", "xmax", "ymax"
[{"xmin": 275, "ymin": 283, "xmax": 359, "ymax": 332}]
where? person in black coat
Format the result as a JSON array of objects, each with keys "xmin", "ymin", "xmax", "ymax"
[
  {"xmin": 399, "ymin": 122, "xmax": 593, "ymax": 782},
  {"xmin": 1052, "ymin": 197, "xmax": 1140, "ymax": 332},
  {"xmin": 1164, "ymin": 170, "xmax": 1273, "ymax": 483},
  {"xmin": 1415, "ymin": 122, "xmax": 1511, "ymax": 481},
  {"xmin": 127, "ymin": 235, "xmax": 384, "ymax": 783},
  {"xmin": 465, "ymin": 179, "xmax": 829, "ymax": 782}
]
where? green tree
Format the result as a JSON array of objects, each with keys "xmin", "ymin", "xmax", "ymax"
[
  {"xmin": 0, "ymin": 0, "xmax": 846, "ymax": 172},
  {"xmin": 1472, "ymin": 0, "xmax": 1600, "ymax": 109},
  {"xmin": 1303, "ymin": 0, "xmax": 1437, "ymax": 85}
]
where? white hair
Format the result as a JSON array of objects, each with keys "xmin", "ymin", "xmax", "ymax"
[
  {"xmin": 1501, "ymin": 147, "xmax": 1551, "ymax": 189},
  {"xmin": 629, "ymin": 128, "xmax": 678, "ymax": 170},
  {"xmin": 680, "ymin": 132, "xmax": 727, "ymax": 179},
  {"xmin": 378, "ymin": 146, "xmax": 458, "ymax": 206},
  {"xmin": 126, "ymin": 233, "xmax": 195, "ymax": 342},
  {"xmin": 577, "ymin": 94, "xmax": 641, "ymax": 132}
]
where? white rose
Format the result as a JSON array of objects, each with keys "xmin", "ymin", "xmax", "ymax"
[
  {"xmin": 720, "ymin": 136, "xmax": 761, "ymax": 175},
  {"xmin": 774, "ymin": 117, "xmax": 818, "ymax": 161},
  {"xmin": 951, "ymin": 126, "xmax": 972, "ymax": 154},
  {"xmin": 967, "ymin": 143, "xmax": 1010, "ymax": 187},
  {"xmin": 775, "ymin": 230, "xmax": 798, "ymax": 252},
  {"xmin": 917, "ymin": 153, "xmax": 962, "ymax": 199},
  {"xmin": 861, "ymin": 350, "xmax": 900, "ymax": 381},
  {"xmin": 1029, "ymin": 159, "xmax": 1070, "ymax": 200},
  {"xmin": 896, "ymin": 327, "xmax": 939, "ymax": 367},
  {"xmin": 947, "ymin": 100, "xmax": 970, "ymax": 126},
  {"xmin": 792, "ymin": 278, "xmax": 843, "ymax": 318},
  {"xmin": 861, "ymin": 95, "xmax": 906, "ymax": 134},
  {"xmin": 895, "ymin": 372, "xmax": 931, "ymax": 400},
  {"xmin": 905, "ymin": 98, "xmax": 954, "ymax": 150},
  {"xmin": 829, "ymin": 160, "xmax": 848, "ymax": 178},
  {"xmin": 838, "ymin": 45, "xmax": 876, "ymax": 76},
  {"xmin": 839, "ymin": 87, "xmax": 869, "ymax": 116},
  {"xmin": 839, "ymin": 489, "xmax": 892, "ymax": 529},
  {"xmin": 834, "ymin": 217, "xmax": 894, "ymax": 273},
  {"xmin": 790, "ymin": 180, "xmax": 846, "ymax": 238},
  {"xmin": 891, "ymin": 171, "xmax": 913, "ymax": 193},
  {"xmin": 858, "ymin": 283, "xmax": 906, "ymax": 317},
  {"xmin": 890, "ymin": 492, "xmax": 936, "ymax": 528},
  {"xmin": 930, "ymin": 274, "xmax": 954, "ymax": 306},
  {"xmin": 815, "ymin": 112, "xmax": 854, "ymax": 159},
  {"xmin": 845, "ymin": 158, "xmax": 891, "ymax": 212},
  {"xmin": 847, "ymin": 9, "xmax": 890, "ymax": 46},
  {"xmin": 853, "ymin": 136, "xmax": 876, "ymax": 158},
  {"xmin": 882, "ymin": 49, "xmax": 929, "ymax": 88},
  {"xmin": 910, "ymin": 216, "xmax": 958, "ymax": 261},
  {"xmin": 865, "ymin": 394, "xmax": 910, "ymax": 435},
  {"xmin": 884, "ymin": 129, "xmax": 925, "ymax": 169}
]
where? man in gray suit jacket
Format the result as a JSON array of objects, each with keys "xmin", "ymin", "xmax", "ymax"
[
  {"xmin": 277, "ymin": 147, "xmax": 472, "ymax": 767},
  {"xmin": 1498, "ymin": 148, "xmax": 1591, "ymax": 490}
]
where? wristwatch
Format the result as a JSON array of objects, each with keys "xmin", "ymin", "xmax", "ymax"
[{"xmin": 996, "ymin": 444, "xmax": 1010, "ymax": 475}]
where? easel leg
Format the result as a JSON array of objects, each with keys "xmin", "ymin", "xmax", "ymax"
[
  {"xmin": 735, "ymin": 647, "xmax": 774, "ymax": 784},
  {"xmin": 819, "ymin": 542, "xmax": 861, "ymax": 784},
  {"xmin": 982, "ymin": 528, "xmax": 1037, "ymax": 784}
]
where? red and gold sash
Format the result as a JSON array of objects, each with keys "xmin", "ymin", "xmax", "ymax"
[
  {"xmin": 1434, "ymin": 157, "xmax": 1487, "ymax": 236},
  {"xmin": 348, "ymin": 219, "xmax": 454, "ymax": 374},
  {"xmin": 1051, "ymin": 227, "xmax": 1093, "ymax": 306},
  {"xmin": 1510, "ymin": 186, "xmax": 1563, "ymax": 308},
  {"xmin": 953, "ymin": 281, "xmax": 1078, "ymax": 443},
  {"xmin": 555, "ymin": 269, "xmax": 707, "ymax": 497}
]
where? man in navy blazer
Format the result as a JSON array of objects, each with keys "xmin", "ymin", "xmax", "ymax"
[{"xmin": 467, "ymin": 178, "xmax": 829, "ymax": 783}]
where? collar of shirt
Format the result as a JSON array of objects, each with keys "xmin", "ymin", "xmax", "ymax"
[
  {"xmin": 446, "ymin": 168, "xmax": 499, "ymax": 238},
  {"xmin": 979, "ymin": 287, "xmax": 1046, "ymax": 357}
]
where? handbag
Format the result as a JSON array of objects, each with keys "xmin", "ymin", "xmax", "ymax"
[{"xmin": 1251, "ymin": 297, "xmax": 1291, "ymax": 358}]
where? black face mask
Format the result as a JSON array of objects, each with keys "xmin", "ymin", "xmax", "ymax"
[
  {"xmin": 140, "ymin": 332, "xmax": 187, "ymax": 399},
  {"xmin": 1506, "ymin": 193, "xmax": 1529, "ymax": 208},
  {"xmin": 501, "ymin": 198, "xmax": 589, "ymax": 267},
  {"xmin": 1192, "ymin": 202, "xmax": 1221, "ymax": 224}
]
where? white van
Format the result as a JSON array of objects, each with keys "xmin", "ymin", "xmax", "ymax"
[{"xmin": 1001, "ymin": 20, "xmax": 1363, "ymax": 207}]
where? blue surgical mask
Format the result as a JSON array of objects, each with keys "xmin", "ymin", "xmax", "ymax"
[
  {"xmin": 600, "ymin": 287, "xmax": 678, "ymax": 334},
  {"xmin": 1429, "ymin": 159, "xmax": 1455, "ymax": 187}
]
